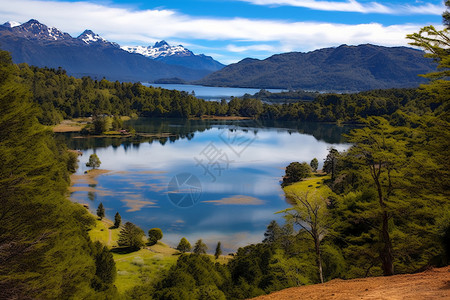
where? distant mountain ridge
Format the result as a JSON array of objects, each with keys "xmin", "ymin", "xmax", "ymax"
[
  {"xmin": 0, "ymin": 19, "xmax": 217, "ymax": 82},
  {"xmin": 196, "ymin": 44, "xmax": 436, "ymax": 92},
  {"xmin": 122, "ymin": 40, "xmax": 225, "ymax": 72}
]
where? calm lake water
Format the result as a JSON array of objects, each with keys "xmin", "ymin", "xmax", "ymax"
[
  {"xmin": 66, "ymin": 119, "xmax": 350, "ymax": 253},
  {"xmin": 142, "ymin": 83, "xmax": 286, "ymax": 100}
]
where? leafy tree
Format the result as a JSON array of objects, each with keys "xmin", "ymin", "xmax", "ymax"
[
  {"xmin": 215, "ymin": 242, "xmax": 222, "ymax": 259},
  {"xmin": 282, "ymin": 192, "xmax": 334, "ymax": 283},
  {"xmin": 86, "ymin": 153, "xmax": 101, "ymax": 169},
  {"xmin": 96, "ymin": 202, "xmax": 105, "ymax": 220},
  {"xmin": 118, "ymin": 222, "xmax": 145, "ymax": 251},
  {"xmin": 148, "ymin": 228, "xmax": 163, "ymax": 246},
  {"xmin": 114, "ymin": 212, "xmax": 121, "ymax": 228},
  {"xmin": 193, "ymin": 239, "xmax": 208, "ymax": 255},
  {"xmin": 282, "ymin": 162, "xmax": 311, "ymax": 186},
  {"xmin": 176, "ymin": 237, "xmax": 192, "ymax": 253},
  {"xmin": 310, "ymin": 158, "xmax": 319, "ymax": 172},
  {"xmin": 92, "ymin": 115, "xmax": 109, "ymax": 134}
]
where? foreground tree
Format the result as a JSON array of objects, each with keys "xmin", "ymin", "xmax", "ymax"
[
  {"xmin": 118, "ymin": 222, "xmax": 145, "ymax": 251},
  {"xmin": 176, "ymin": 237, "xmax": 192, "ymax": 253},
  {"xmin": 148, "ymin": 228, "xmax": 163, "ymax": 246},
  {"xmin": 282, "ymin": 192, "xmax": 333, "ymax": 283},
  {"xmin": 96, "ymin": 203, "xmax": 105, "ymax": 220},
  {"xmin": 263, "ymin": 220, "xmax": 282, "ymax": 244},
  {"xmin": 0, "ymin": 50, "xmax": 105, "ymax": 298},
  {"xmin": 91, "ymin": 241, "xmax": 116, "ymax": 291},
  {"xmin": 86, "ymin": 153, "xmax": 101, "ymax": 169},
  {"xmin": 193, "ymin": 239, "xmax": 208, "ymax": 255}
]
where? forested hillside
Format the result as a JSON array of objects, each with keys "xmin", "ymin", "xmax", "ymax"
[{"xmin": 15, "ymin": 63, "xmax": 432, "ymax": 126}]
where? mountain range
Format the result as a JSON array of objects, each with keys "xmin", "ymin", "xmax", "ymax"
[
  {"xmin": 0, "ymin": 19, "xmax": 437, "ymax": 91},
  {"xmin": 0, "ymin": 19, "xmax": 222, "ymax": 82},
  {"xmin": 196, "ymin": 44, "xmax": 436, "ymax": 92}
]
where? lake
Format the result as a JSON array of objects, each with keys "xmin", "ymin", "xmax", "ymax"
[
  {"xmin": 142, "ymin": 83, "xmax": 286, "ymax": 100},
  {"xmin": 66, "ymin": 119, "xmax": 351, "ymax": 253}
]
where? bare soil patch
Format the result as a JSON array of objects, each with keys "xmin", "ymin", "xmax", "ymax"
[{"xmin": 252, "ymin": 266, "xmax": 450, "ymax": 300}]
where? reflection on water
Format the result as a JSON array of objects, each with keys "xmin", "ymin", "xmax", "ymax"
[{"xmin": 65, "ymin": 119, "xmax": 351, "ymax": 253}]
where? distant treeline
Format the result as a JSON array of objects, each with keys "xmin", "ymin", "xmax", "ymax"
[{"xmin": 15, "ymin": 64, "xmax": 430, "ymax": 125}]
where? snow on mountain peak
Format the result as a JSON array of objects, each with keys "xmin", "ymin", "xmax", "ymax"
[
  {"xmin": 78, "ymin": 29, "xmax": 107, "ymax": 44},
  {"xmin": 121, "ymin": 40, "xmax": 193, "ymax": 59},
  {"xmin": 2, "ymin": 21, "xmax": 21, "ymax": 28}
]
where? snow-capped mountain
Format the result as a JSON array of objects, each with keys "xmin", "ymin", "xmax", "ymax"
[
  {"xmin": 77, "ymin": 29, "xmax": 119, "ymax": 47},
  {"xmin": 122, "ymin": 40, "xmax": 193, "ymax": 59},
  {"xmin": 122, "ymin": 40, "xmax": 225, "ymax": 71},
  {"xmin": 3, "ymin": 19, "xmax": 73, "ymax": 41},
  {"xmin": 2, "ymin": 21, "xmax": 21, "ymax": 28},
  {"xmin": 0, "ymin": 19, "xmax": 216, "ymax": 82}
]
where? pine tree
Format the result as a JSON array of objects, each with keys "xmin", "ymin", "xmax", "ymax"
[
  {"xmin": 193, "ymin": 239, "xmax": 208, "ymax": 255},
  {"xmin": 215, "ymin": 242, "xmax": 222, "ymax": 259},
  {"xmin": 118, "ymin": 222, "xmax": 145, "ymax": 250},
  {"xmin": 97, "ymin": 203, "xmax": 105, "ymax": 220},
  {"xmin": 114, "ymin": 212, "xmax": 121, "ymax": 228}
]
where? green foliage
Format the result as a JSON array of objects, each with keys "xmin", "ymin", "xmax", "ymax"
[
  {"xmin": 282, "ymin": 162, "xmax": 312, "ymax": 186},
  {"xmin": 149, "ymin": 255, "xmax": 229, "ymax": 300},
  {"xmin": 118, "ymin": 222, "xmax": 145, "ymax": 251},
  {"xmin": 310, "ymin": 158, "xmax": 319, "ymax": 172},
  {"xmin": 0, "ymin": 50, "xmax": 101, "ymax": 298},
  {"xmin": 177, "ymin": 237, "xmax": 192, "ymax": 253},
  {"xmin": 86, "ymin": 153, "xmax": 101, "ymax": 169},
  {"xmin": 97, "ymin": 202, "xmax": 105, "ymax": 220},
  {"xmin": 148, "ymin": 228, "xmax": 163, "ymax": 246},
  {"xmin": 91, "ymin": 241, "xmax": 117, "ymax": 292},
  {"xmin": 114, "ymin": 212, "xmax": 121, "ymax": 228},
  {"xmin": 263, "ymin": 220, "xmax": 282, "ymax": 244},
  {"xmin": 193, "ymin": 239, "xmax": 208, "ymax": 255},
  {"xmin": 323, "ymin": 148, "xmax": 341, "ymax": 181}
]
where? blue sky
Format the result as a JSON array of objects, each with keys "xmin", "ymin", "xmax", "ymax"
[{"xmin": 0, "ymin": 0, "xmax": 445, "ymax": 64}]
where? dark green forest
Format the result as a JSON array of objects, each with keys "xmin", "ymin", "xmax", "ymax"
[
  {"xmin": 15, "ymin": 62, "xmax": 433, "ymax": 126},
  {"xmin": 0, "ymin": 12, "xmax": 449, "ymax": 300}
]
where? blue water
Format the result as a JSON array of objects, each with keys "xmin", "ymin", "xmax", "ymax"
[
  {"xmin": 69, "ymin": 119, "xmax": 350, "ymax": 253},
  {"xmin": 142, "ymin": 83, "xmax": 286, "ymax": 100}
]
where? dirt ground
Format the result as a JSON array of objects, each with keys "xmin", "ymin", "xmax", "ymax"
[{"xmin": 252, "ymin": 266, "xmax": 450, "ymax": 300}]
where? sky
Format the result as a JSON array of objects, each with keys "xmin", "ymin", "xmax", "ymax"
[{"xmin": 0, "ymin": 0, "xmax": 446, "ymax": 64}]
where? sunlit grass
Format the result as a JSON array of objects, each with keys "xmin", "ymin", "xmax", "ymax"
[{"xmin": 283, "ymin": 173, "xmax": 332, "ymax": 199}]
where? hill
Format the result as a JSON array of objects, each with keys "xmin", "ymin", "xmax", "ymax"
[
  {"xmin": 252, "ymin": 266, "xmax": 450, "ymax": 300},
  {"xmin": 0, "ymin": 19, "xmax": 211, "ymax": 82},
  {"xmin": 195, "ymin": 44, "xmax": 436, "ymax": 92}
]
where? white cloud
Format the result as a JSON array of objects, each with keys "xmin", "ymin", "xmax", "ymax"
[
  {"xmin": 0, "ymin": 0, "xmax": 439, "ymax": 63},
  {"xmin": 238, "ymin": 0, "xmax": 444, "ymax": 15},
  {"xmin": 226, "ymin": 44, "xmax": 276, "ymax": 52}
]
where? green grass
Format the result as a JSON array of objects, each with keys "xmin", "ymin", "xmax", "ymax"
[
  {"xmin": 88, "ymin": 218, "xmax": 120, "ymax": 248},
  {"xmin": 113, "ymin": 242, "xmax": 179, "ymax": 293},
  {"xmin": 283, "ymin": 173, "xmax": 332, "ymax": 198}
]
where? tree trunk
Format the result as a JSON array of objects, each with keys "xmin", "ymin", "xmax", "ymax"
[
  {"xmin": 315, "ymin": 237, "xmax": 324, "ymax": 283},
  {"xmin": 374, "ymin": 169, "xmax": 394, "ymax": 276},
  {"xmin": 381, "ymin": 209, "xmax": 394, "ymax": 276}
]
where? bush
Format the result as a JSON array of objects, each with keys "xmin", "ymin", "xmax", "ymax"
[{"xmin": 148, "ymin": 228, "xmax": 163, "ymax": 246}]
